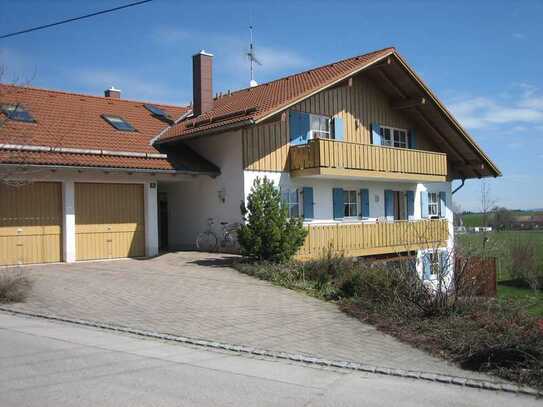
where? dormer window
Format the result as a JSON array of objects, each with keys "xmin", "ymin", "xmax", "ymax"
[
  {"xmin": 101, "ymin": 114, "xmax": 136, "ymax": 132},
  {"xmin": 1, "ymin": 104, "xmax": 36, "ymax": 123}
]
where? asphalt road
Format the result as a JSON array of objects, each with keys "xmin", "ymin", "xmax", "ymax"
[{"xmin": 0, "ymin": 312, "xmax": 538, "ymax": 407}]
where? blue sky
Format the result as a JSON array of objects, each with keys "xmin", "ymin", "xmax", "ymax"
[{"xmin": 1, "ymin": 0, "xmax": 542, "ymax": 211}]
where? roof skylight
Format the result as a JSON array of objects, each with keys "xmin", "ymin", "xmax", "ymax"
[
  {"xmin": 144, "ymin": 104, "xmax": 174, "ymax": 124},
  {"xmin": 1, "ymin": 104, "xmax": 36, "ymax": 123},
  {"xmin": 101, "ymin": 114, "xmax": 136, "ymax": 132}
]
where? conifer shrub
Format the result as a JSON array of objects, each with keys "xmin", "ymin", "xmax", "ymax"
[{"xmin": 237, "ymin": 177, "xmax": 307, "ymax": 263}]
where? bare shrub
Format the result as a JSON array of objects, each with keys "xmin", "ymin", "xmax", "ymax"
[
  {"xmin": 0, "ymin": 270, "xmax": 32, "ymax": 303},
  {"xmin": 509, "ymin": 239, "xmax": 542, "ymax": 292}
]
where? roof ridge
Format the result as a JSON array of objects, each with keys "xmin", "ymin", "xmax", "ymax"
[
  {"xmin": 0, "ymin": 83, "xmax": 189, "ymax": 110},
  {"xmin": 223, "ymin": 47, "xmax": 396, "ymax": 97}
]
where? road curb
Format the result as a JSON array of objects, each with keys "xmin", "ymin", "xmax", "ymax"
[{"xmin": 1, "ymin": 307, "xmax": 541, "ymax": 398}]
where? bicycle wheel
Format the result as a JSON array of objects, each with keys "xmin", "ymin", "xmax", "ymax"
[{"xmin": 196, "ymin": 231, "xmax": 218, "ymax": 252}]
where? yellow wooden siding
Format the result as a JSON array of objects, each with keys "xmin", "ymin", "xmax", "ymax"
[
  {"xmin": 296, "ymin": 219, "xmax": 449, "ymax": 260},
  {"xmin": 289, "ymin": 138, "xmax": 447, "ymax": 178},
  {"xmin": 75, "ymin": 183, "xmax": 145, "ymax": 261},
  {"xmin": 242, "ymin": 74, "xmax": 439, "ymax": 172},
  {"xmin": 0, "ymin": 182, "xmax": 62, "ymax": 266},
  {"xmin": 243, "ymin": 118, "xmax": 289, "ymax": 171}
]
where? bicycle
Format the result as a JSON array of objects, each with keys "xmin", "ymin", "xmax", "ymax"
[{"xmin": 196, "ymin": 218, "xmax": 240, "ymax": 252}]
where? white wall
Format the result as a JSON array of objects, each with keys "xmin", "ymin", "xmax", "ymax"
[
  {"xmin": 163, "ymin": 130, "xmax": 245, "ymax": 249},
  {"xmin": 244, "ymin": 170, "xmax": 453, "ymax": 225}
]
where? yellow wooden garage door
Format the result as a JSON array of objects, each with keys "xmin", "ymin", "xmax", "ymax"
[
  {"xmin": 0, "ymin": 182, "xmax": 62, "ymax": 266},
  {"xmin": 75, "ymin": 183, "xmax": 145, "ymax": 261}
]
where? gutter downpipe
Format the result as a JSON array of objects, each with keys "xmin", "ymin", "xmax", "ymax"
[{"xmin": 452, "ymin": 179, "xmax": 465, "ymax": 195}]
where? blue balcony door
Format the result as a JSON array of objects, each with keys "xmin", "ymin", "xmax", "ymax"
[{"xmin": 289, "ymin": 111, "xmax": 310, "ymax": 145}]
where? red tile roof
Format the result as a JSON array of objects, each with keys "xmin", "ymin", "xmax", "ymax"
[
  {"xmin": 0, "ymin": 85, "xmax": 220, "ymax": 172},
  {"xmin": 0, "ymin": 150, "xmax": 177, "ymax": 170},
  {"xmin": 159, "ymin": 47, "xmax": 395, "ymax": 142},
  {"xmin": 0, "ymin": 84, "xmax": 188, "ymax": 153}
]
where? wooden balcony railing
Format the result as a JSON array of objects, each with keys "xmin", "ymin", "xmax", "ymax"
[
  {"xmin": 296, "ymin": 219, "xmax": 449, "ymax": 260},
  {"xmin": 289, "ymin": 139, "xmax": 448, "ymax": 181}
]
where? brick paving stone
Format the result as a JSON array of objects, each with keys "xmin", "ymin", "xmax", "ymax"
[{"xmin": 3, "ymin": 252, "xmax": 497, "ymax": 381}]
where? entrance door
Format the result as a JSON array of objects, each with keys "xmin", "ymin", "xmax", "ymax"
[{"xmin": 158, "ymin": 192, "xmax": 168, "ymax": 250}]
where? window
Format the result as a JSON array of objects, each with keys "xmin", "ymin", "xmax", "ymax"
[
  {"xmin": 379, "ymin": 126, "xmax": 407, "ymax": 148},
  {"xmin": 428, "ymin": 192, "xmax": 440, "ymax": 217},
  {"xmin": 1, "ymin": 104, "xmax": 35, "ymax": 123},
  {"xmin": 343, "ymin": 190, "xmax": 358, "ymax": 217},
  {"xmin": 309, "ymin": 113, "xmax": 331, "ymax": 139},
  {"xmin": 282, "ymin": 189, "xmax": 300, "ymax": 218},
  {"xmin": 102, "ymin": 114, "xmax": 136, "ymax": 132},
  {"xmin": 144, "ymin": 104, "xmax": 174, "ymax": 124},
  {"xmin": 428, "ymin": 251, "xmax": 441, "ymax": 276}
]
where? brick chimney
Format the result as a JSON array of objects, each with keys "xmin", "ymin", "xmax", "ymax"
[
  {"xmin": 192, "ymin": 50, "xmax": 213, "ymax": 116},
  {"xmin": 104, "ymin": 87, "xmax": 121, "ymax": 99}
]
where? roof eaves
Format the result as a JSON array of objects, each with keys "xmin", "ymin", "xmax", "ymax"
[
  {"xmin": 158, "ymin": 118, "xmax": 255, "ymax": 144},
  {"xmin": 391, "ymin": 53, "xmax": 501, "ymax": 177}
]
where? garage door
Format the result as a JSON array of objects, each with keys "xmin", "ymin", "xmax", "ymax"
[
  {"xmin": 0, "ymin": 182, "xmax": 62, "ymax": 266},
  {"xmin": 75, "ymin": 183, "xmax": 145, "ymax": 261}
]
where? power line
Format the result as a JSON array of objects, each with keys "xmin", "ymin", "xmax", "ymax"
[{"xmin": 0, "ymin": 0, "xmax": 154, "ymax": 40}]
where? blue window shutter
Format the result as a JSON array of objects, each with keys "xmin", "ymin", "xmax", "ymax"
[
  {"xmin": 333, "ymin": 116, "xmax": 345, "ymax": 141},
  {"xmin": 439, "ymin": 191, "xmax": 447, "ymax": 218},
  {"xmin": 384, "ymin": 190, "xmax": 394, "ymax": 218},
  {"xmin": 289, "ymin": 111, "xmax": 310, "ymax": 145},
  {"xmin": 371, "ymin": 122, "xmax": 381, "ymax": 145},
  {"xmin": 303, "ymin": 187, "xmax": 314, "ymax": 219},
  {"xmin": 333, "ymin": 188, "xmax": 344, "ymax": 219},
  {"xmin": 422, "ymin": 253, "xmax": 432, "ymax": 280},
  {"xmin": 408, "ymin": 128, "xmax": 417, "ymax": 149},
  {"xmin": 421, "ymin": 191, "xmax": 429, "ymax": 218},
  {"xmin": 360, "ymin": 189, "xmax": 370, "ymax": 218},
  {"xmin": 407, "ymin": 190, "xmax": 415, "ymax": 218}
]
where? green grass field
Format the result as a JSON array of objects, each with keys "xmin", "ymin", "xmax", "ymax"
[
  {"xmin": 457, "ymin": 230, "xmax": 543, "ymax": 280},
  {"xmin": 498, "ymin": 284, "xmax": 543, "ymax": 317},
  {"xmin": 458, "ymin": 230, "xmax": 543, "ymax": 317},
  {"xmin": 462, "ymin": 210, "xmax": 543, "ymax": 227}
]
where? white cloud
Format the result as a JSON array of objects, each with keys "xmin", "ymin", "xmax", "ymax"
[
  {"xmin": 512, "ymin": 32, "xmax": 526, "ymax": 39},
  {"xmin": 150, "ymin": 26, "xmax": 310, "ymax": 87},
  {"xmin": 449, "ymin": 87, "xmax": 543, "ymax": 130},
  {"xmin": 74, "ymin": 69, "xmax": 189, "ymax": 105}
]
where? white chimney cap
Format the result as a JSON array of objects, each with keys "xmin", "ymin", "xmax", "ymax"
[
  {"xmin": 108, "ymin": 86, "xmax": 121, "ymax": 92},
  {"xmin": 198, "ymin": 50, "xmax": 214, "ymax": 57}
]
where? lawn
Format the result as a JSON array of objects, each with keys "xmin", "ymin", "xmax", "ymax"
[
  {"xmin": 498, "ymin": 284, "xmax": 543, "ymax": 317},
  {"xmin": 457, "ymin": 230, "xmax": 543, "ymax": 280}
]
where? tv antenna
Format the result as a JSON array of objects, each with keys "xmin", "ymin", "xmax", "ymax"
[{"xmin": 246, "ymin": 25, "xmax": 262, "ymax": 87}]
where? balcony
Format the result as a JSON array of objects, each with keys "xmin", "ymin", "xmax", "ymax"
[
  {"xmin": 296, "ymin": 219, "xmax": 449, "ymax": 260},
  {"xmin": 289, "ymin": 138, "xmax": 448, "ymax": 182}
]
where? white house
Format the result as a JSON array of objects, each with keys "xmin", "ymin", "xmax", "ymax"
[{"xmin": 0, "ymin": 47, "xmax": 500, "ymax": 281}]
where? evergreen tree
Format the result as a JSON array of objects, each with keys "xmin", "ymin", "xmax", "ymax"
[{"xmin": 238, "ymin": 177, "xmax": 307, "ymax": 262}]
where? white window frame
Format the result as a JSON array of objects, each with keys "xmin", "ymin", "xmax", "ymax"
[
  {"xmin": 379, "ymin": 125, "xmax": 408, "ymax": 148},
  {"xmin": 282, "ymin": 189, "xmax": 300, "ymax": 218},
  {"xmin": 343, "ymin": 190, "xmax": 358, "ymax": 218},
  {"xmin": 428, "ymin": 192, "xmax": 440, "ymax": 218},
  {"xmin": 308, "ymin": 113, "xmax": 332, "ymax": 140}
]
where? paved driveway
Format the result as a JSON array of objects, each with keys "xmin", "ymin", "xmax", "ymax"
[{"xmin": 3, "ymin": 252, "xmax": 490, "ymax": 379}]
